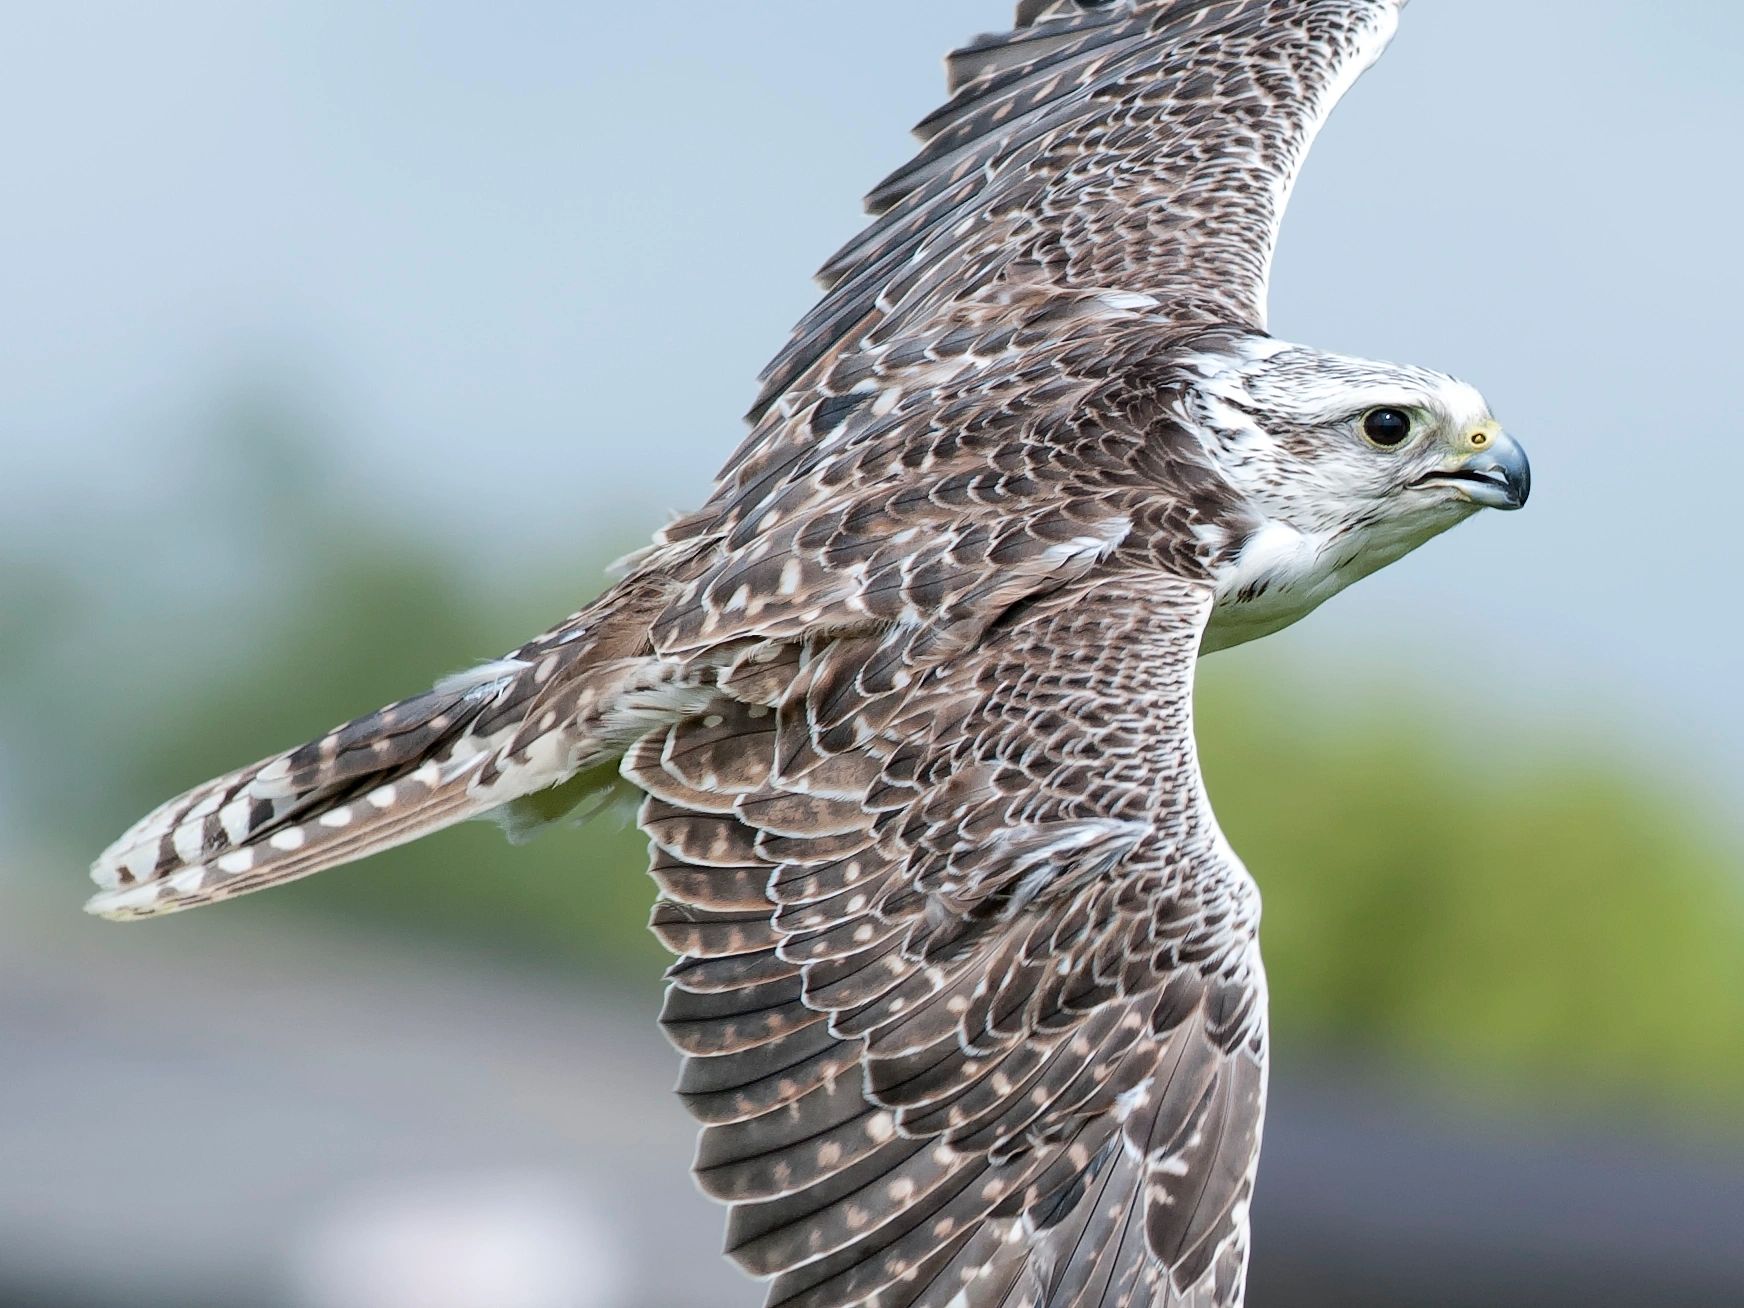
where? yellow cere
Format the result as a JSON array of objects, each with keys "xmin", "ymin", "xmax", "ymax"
[{"xmin": 1466, "ymin": 421, "xmax": 1502, "ymax": 451}]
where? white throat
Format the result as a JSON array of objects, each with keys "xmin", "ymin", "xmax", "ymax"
[
  {"xmin": 1201, "ymin": 505, "xmax": 1464, "ymax": 654},
  {"xmin": 1202, "ymin": 520, "xmax": 1349, "ymax": 652}
]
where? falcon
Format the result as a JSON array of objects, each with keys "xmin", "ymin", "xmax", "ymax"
[{"xmin": 88, "ymin": 3, "xmax": 1529, "ymax": 1305}]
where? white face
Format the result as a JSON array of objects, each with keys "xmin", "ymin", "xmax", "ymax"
[{"xmin": 1186, "ymin": 340, "xmax": 1531, "ymax": 651}]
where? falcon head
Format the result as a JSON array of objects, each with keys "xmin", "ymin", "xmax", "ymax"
[{"xmin": 1186, "ymin": 336, "xmax": 1531, "ymax": 651}]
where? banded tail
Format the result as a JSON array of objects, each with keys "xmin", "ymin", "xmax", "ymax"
[
  {"xmin": 85, "ymin": 661, "xmax": 542, "ymax": 919},
  {"xmin": 84, "ymin": 572, "xmax": 697, "ymax": 921}
]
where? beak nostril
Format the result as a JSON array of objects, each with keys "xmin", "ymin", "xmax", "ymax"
[{"xmin": 1470, "ymin": 431, "xmax": 1490, "ymax": 449}]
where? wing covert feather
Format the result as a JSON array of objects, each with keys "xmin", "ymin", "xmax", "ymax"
[
  {"xmin": 630, "ymin": 577, "xmax": 1269, "ymax": 1308},
  {"xmin": 752, "ymin": 0, "xmax": 1404, "ymax": 417},
  {"xmin": 83, "ymin": 7, "xmax": 1424, "ymax": 1304}
]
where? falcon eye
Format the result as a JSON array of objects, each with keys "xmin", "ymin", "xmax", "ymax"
[{"xmin": 1361, "ymin": 407, "xmax": 1414, "ymax": 449}]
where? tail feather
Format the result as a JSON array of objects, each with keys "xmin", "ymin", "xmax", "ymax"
[
  {"xmin": 87, "ymin": 572, "xmax": 698, "ymax": 922},
  {"xmin": 86, "ymin": 669, "xmax": 531, "ymax": 921}
]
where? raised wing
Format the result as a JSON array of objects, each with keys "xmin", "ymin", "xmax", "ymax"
[
  {"xmin": 753, "ymin": 0, "xmax": 1404, "ymax": 419},
  {"xmin": 86, "ymin": 9, "xmax": 1308, "ymax": 1302},
  {"xmin": 632, "ymin": 573, "xmax": 1268, "ymax": 1308}
]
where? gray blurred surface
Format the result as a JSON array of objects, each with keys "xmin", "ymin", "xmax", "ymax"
[
  {"xmin": 0, "ymin": 886, "xmax": 756, "ymax": 1308},
  {"xmin": 4, "ymin": 887, "xmax": 1738, "ymax": 1308}
]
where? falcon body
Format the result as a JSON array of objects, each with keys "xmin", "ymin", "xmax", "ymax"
[{"xmin": 87, "ymin": 4, "xmax": 1529, "ymax": 1306}]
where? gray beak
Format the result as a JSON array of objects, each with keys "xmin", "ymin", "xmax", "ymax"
[
  {"xmin": 1421, "ymin": 430, "xmax": 1532, "ymax": 510},
  {"xmin": 1463, "ymin": 430, "xmax": 1532, "ymax": 510}
]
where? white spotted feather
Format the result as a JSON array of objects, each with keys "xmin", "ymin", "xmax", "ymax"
[{"xmin": 83, "ymin": 7, "xmax": 1520, "ymax": 1308}]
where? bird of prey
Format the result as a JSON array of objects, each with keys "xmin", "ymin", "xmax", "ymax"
[{"xmin": 89, "ymin": 2, "xmax": 1529, "ymax": 1305}]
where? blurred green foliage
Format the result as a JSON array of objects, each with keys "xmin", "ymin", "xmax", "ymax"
[
  {"xmin": 8, "ymin": 400, "xmax": 1741, "ymax": 1116},
  {"xmin": 1196, "ymin": 670, "xmax": 1744, "ymax": 1112}
]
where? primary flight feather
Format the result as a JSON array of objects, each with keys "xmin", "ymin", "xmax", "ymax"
[{"xmin": 88, "ymin": 3, "xmax": 1529, "ymax": 1305}]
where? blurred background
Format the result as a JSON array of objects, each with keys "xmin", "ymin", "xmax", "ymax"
[{"xmin": 2, "ymin": 2, "xmax": 1740, "ymax": 1305}]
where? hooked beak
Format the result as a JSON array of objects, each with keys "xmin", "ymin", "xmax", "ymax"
[{"xmin": 1417, "ymin": 429, "xmax": 1531, "ymax": 511}]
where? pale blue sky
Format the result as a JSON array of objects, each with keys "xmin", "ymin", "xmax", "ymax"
[{"xmin": 3, "ymin": 2, "xmax": 1740, "ymax": 804}]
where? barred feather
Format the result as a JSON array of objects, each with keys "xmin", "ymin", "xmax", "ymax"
[
  {"xmin": 84, "ymin": 5, "xmax": 1444, "ymax": 1307},
  {"xmin": 87, "ymin": 677, "xmax": 516, "ymax": 918}
]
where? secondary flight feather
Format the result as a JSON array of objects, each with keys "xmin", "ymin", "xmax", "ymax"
[{"xmin": 88, "ymin": 3, "xmax": 1528, "ymax": 1305}]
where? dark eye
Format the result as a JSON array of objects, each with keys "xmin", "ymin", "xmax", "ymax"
[{"xmin": 1362, "ymin": 407, "xmax": 1414, "ymax": 448}]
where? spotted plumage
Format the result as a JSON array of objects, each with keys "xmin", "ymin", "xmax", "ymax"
[{"xmin": 87, "ymin": 3, "xmax": 1531, "ymax": 1305}]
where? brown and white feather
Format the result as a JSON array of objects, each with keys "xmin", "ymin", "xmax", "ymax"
[{"xmin": 88, "ymin": 4, "xmax": 1417, "ymax": 1305}]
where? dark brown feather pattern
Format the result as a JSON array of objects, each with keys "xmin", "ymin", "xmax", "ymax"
[
  {"xmin": 632, "ymin": 578, "xmax": 1269, "ymax": 1307},
  {"xmin": 751, "ymin": 0, "xmax": 1401, "ymax": 418},
  {"xmin": 86, "ymin": 4, "xmax": 1419, "ymax": 1304}
]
